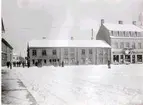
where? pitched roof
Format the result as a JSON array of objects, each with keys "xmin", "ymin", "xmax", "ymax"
[
  {"xmin": 29, "ymin": 40, "xmax": 111, "ymax": 48},
  {"xmin": 2, "ymin": 38, "xmax": 13, "ymax": 49},
  {"xmin": 103, "ymin": 23, "xmax": 143, "ymax": 32},
  {"xmin": 1, "ymin": 19, "xmax": 5, "ymax": 33}
]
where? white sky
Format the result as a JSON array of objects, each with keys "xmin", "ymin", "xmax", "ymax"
[{"xmin": 2, "ymin": 0, "xmax": 143, "ymax": 56}]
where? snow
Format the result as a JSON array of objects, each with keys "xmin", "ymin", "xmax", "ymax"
[
  {"xmin": 14, "ymin": 64, "xmax": 143, "ymax": 105},
  {"xmin": 28, "ymin": 40, "xmax": 111, "ymax": 48},
  {"xmin": 103, "ymin": 23, "xmax": 143, "ymax": 32}
]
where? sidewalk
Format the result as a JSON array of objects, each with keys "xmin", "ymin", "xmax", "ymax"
[{"xmin": 1, "ymin": 67, "xmax": 38, "ymax": 105}]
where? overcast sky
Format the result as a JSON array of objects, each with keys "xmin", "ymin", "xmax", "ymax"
[{"xmin": 2, "ymin": 0, "xmax": 143, "ymax": 56}]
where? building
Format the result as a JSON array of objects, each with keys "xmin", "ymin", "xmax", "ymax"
[
  {"xmin": 27, "ymin": 40, "xmax": 111, "ymax": 66},
  {"xmin": 1, "ymin": 19, "xmax": 13, "ymax": 66},
  {"xmin": 96, "ymin": 20, "xmax": 143, "ymax": 64},
  {"xmin": 13, "ymin": 53, "xmax": 25, "ymax": 63},
  {"xmin": 1, "ymin": 38, "xmax": 13, "ymax": 66},
  {"xmin": 12, "ymin": 53, "xmax": 20, "ymax": 62}
]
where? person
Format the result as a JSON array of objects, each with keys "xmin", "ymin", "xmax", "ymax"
[
  {"xmin": 62, "ymin": 61, "xmax": 64, "ymax": 67},
  {"xmin": 27, "ymin": 62, "xmax": 30, "ymax": 68},
  {"xmin": 35, "ymin": 62, "xmax": 38, "ymax": 66},
  {"xmin": 22, "ymin": 61, "xmax": 25, "ymax": 68},
  {"xmin": 77, "ymin": 61, "xmax": 79, "ymax": 65},
  {"xmin": 10, "ymin": 62, "xmax": 12, "ymax": 69},
  {"xmin": 7, "ymin": 62, "xmax": 9, "ymax": 68},
  {"xmin": 108, "ymin": 60, "xmax": 111, "ymax": 69}
]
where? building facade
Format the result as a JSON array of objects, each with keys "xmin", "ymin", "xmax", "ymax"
[
  {"xmin": 1, "ymin": 38, "xmax": 13, "ymax": 66},
  {"xmin": 96, "ymin": 20, "xmax": 143, "ymax": 64},
  {"xmin": 27, "ymin": 40, "xmax": 111, "ymax": 66},
  {"xmin": 1, "ymin": 19, "xmax": 13, "ymax": 66}
]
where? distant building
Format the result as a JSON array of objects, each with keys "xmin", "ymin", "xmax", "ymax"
[
  {"xmin": 97, "ymin": 19, "xmax": 143, "ymax": 64},
  {"xmin": 12, "ymin": 53, "xmax": 20, "ymax": 62},
  {"xmin": 1, "ymin": 19, "xmax": 13, "ymax": 66},
  {"xmin": 1, "ymin": 38, "xmax": 13, "ymax": 66},
  {"xmin": 13, "ymin": 53, "xmax": 25, "ymax": 63},
  {"xmin": 27, "ymin": 40, "xmax": 111, "ymax": 66}
]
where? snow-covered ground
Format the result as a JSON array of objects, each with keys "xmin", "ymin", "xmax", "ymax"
[{"xmin": 13, "ymin": 64, "xmax": 143, "ymax": 105}]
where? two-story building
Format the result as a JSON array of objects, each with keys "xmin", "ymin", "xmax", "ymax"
[
  {"xmin": 96, "ymin": 20, "xmax": 143, "ymax": 64},
  {"xmin": 1, "ymin": 19, "xmax": 13, "ymax": 66},
  {"xmin": 27, "ymin": 40, "xmax": 111, "ymax": 66}
]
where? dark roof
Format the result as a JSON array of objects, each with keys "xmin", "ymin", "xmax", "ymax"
[
  {"xmin": 2, "ymin": 38, "xmax": 13, "ymax": 49},
  {"xmin": 1, "ymin": 19, "xmax": 5, "ymax": 33}
]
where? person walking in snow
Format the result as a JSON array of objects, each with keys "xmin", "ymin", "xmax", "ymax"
[
  {"xmin": 108, "ymin": 60, "xmax": 111, "ymax": 69},
  {"xmin": 62, "ymin": 61, "xmax": 64, "ymax": 67}
]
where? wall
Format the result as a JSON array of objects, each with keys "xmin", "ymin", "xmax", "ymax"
[{"xmin": 29, "ymin": 47, "xmax": 111, "ymax": 66}]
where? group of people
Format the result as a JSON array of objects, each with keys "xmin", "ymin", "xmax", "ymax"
[{"xmin": 6, "ymin": 61, "xmax": 27, "ymax": 69}]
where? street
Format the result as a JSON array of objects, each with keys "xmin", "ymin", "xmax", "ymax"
[{"xmin": 2, "ymin": 64, "xmax": 143, "ymax": 105}]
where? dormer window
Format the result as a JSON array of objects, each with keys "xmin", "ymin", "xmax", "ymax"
[
  {"xmin": 111, "ymin": 31, "xmax": 113, "ymax": 36},
  {"xmin": 123, "ymin": 31, "xmax": 126, "ymax": 36},
  {"xmin": 129, "ymin": 32, "xmax": 131, "ymax": 36},
  {"xmin": 117, "ymin": 31, "xmax": 120, "ymax": 36},
  {"xmin": 135, "ymin": 32, "xmax": 137, "ymax": 36}
]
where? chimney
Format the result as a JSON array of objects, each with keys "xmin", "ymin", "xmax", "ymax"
[
  {"xmin": 101, "ymin": 19, "xmax": 104, "ymax": 25},
  {"xmin": 132, "ymin": 21, "xmax": 136, "ymax": 25},
  {"xmin": 42, "ymin": 37, "xmax": 46, "ymax": 39},
  {"xmin": 118, "ymin": 20, "xmax": 123, "ymax": 24},
  {"xmin": 71, "ymin": 37, "xmax": 74, "ymax": 40},
  {"xmin": 91, "ymin": 29, "xmax": 94, "ymax": 40}
]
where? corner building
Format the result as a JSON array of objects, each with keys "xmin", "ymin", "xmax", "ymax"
[{"xmin": 97, "ymin": 20, "xmax": 143, "ymax": 64}]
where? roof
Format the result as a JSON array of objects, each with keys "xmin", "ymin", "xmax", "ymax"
[
  {"xmin": 2, "ymin": 38, "xmax": 13, "ymax": 49},
  {"xmin": 103, "ymin": 23, "xmax": 143, "ymax": 32},
  {"xmin": 28, "ymin": 40, "xmax": 111, "ymax": 48},
  {"xmin": 1, "ymin": 19, "xmax": 5, "ymax": 33}
]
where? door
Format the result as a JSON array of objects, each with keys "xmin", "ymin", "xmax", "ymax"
[{"xmin": 132, "ymin": 55, "xmax": 135, "ymax": 63}]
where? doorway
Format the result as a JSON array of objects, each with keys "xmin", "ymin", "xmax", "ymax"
[
  {"xmin": 125, "ymin": 55, "xmax": 130, "ymax": 63},
  {"xmin": 113, "ymin": 55, "xmax": 119, "ymax": 63},
  {"xmin": 132, "ymin": 55, "xmax": 135, "ymax": 63}
]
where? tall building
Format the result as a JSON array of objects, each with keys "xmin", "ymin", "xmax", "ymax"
[
  {"xmin": 96, "ymin": 20, "xmax": 143, "ymax": 64},
  {"xmin": 1, "ymin": 19, "xmax": 13, "ymax": 66},
  {"xmin": 27, "ymin": 40, "xmax": 111, "ymax": 66}
]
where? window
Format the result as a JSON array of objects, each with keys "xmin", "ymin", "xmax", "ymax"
[
  {"xmin": 70, "ymin": 48, "xmax": 74, "ymax": 53},
  {"xmin": 125, "ymin": 32, "xmax": 129, "ymax": 37},
  {"xmin": 89, "ymin": 49, "xmax": 92, "ymax": 54},
  {"xmin": 52, "ymin": 49, "xmax": 56, "ymax": 55},
  {"xmin": 120, "ymin": 42, "xmax": 124, "ymax": 49},
  {"xmin": 117, "ymin": 31, "xmax": 120, "ymax": 36},
  {"xmin": 44, "ymin": 59, "xmax": 46, "ymax": 64},
  {"xmin": 137, "ymin": 32, "xmax": 141, "ymax": 37},
  {"xmin": 81, "ymin": 49, "xmax": 85, "ymax": 55},
  {"xmin": 135, "ymin": 32, "xmax": 137, "ymax": 36},
  {"xmin": 115, "ymin": 42, "xmax": 118, "ymax": 49},
  {"xmin": 138, "ymin": 43, "xmax": 142, "ymax": 49},
  {"xmin": 42, "ymin": 50, "xmax": 47, "ymax": 56},
  {"xmin": 32, "ymin": 59, "xmax": 35, "ymax": 64},
  {"xmin": 125, "ymin": 42, "xmax": 130, "ymax": 48},
  {"xmin": 131, "ymin": 32, "xmax": 134, "ymax": 37},
  {"xmin": 111, "ymin": 31, "xmax": 113, "ymax": 36},
  {"xmin": 64, "ymin": 48, "xmax": 68, "ymax": 55},
  {"xmin": 123, "ymin": 31, "xmax": 126, "ymax": 36},
  {"xmin": 32, "ymin": 50, "xmax": 37, "ymax": 56},
  {"xmin": 132, "ymin": 42, "xmax": 136, "ymax": 49},
  {"xmin": 129, "ymin": 32, "xmax": 131, "ymax": 36}
]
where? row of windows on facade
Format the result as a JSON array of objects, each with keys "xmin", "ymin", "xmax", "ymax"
[
  {"xmin": 32, "ymin": 56, "xmax": 108, "ymax": 65},
  {"xmin": 113, "ymin": 42, "xmax": 142, "ymax": 49},
  {"xmin": 32, "ymin": 49, "xmax": 107, "ymax": 56},
  {"xmin": 110, "ymin": 31, "xmax": 142, "ymax": 37}
]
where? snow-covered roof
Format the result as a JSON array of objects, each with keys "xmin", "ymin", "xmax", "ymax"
[
  {"xmin": 103, "ymin": 23, "xmax": 143, "ymax": 32},
  {"xmin": 28, "ymin": 40, "xmax": 111, "ymax": 48}
]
